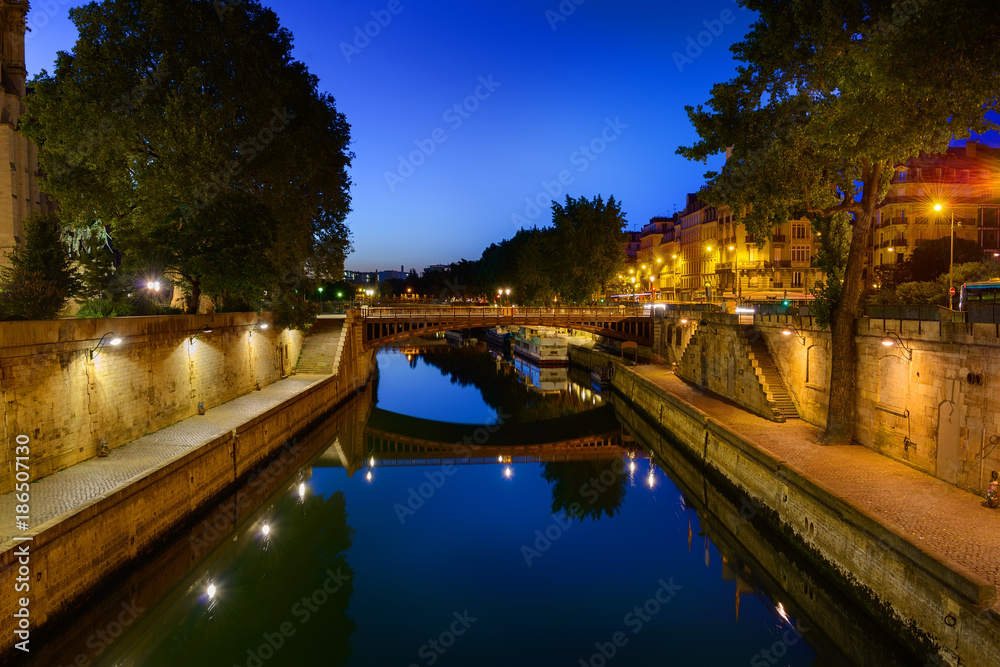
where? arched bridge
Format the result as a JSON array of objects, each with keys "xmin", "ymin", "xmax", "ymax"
[
  {"xmin": 357, "ymin": 306, "xmax": 653, "ymax": 349},
  {"xmin": 316, "ymin": 404, "xmax": 642, "ymax": 473}
]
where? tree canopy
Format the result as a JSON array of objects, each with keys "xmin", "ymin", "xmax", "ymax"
[
  {"xmin": 678, "ymin": 0, "xmax": 1000, "ymax": 443},
  {"xmin": 21, "ymin": 0, "xmax": 353, "ymax": 326}
]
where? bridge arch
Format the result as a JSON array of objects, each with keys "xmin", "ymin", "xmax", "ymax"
[{"xmin": 358, "ymin": 306, "xmax": 653, "ymax": 349}]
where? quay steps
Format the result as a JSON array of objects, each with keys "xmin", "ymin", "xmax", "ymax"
[
  {"xmin": 295, "ymin": 317, "xmax": 347, "ymax": 375},
  {"xmin": 742, "ymin": 325, "xmax": 799, "ymax": 420}
]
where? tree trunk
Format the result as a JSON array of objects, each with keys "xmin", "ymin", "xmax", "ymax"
[
  {"xmin": 186, "ymin": 279, "xmax": 201, "ymax": 315},
  {"xmin": 822, "ymin": 209, "xmax": 875, "ymax": 445}
]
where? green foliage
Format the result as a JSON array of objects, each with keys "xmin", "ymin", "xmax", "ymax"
[
  {"xmin": 22, "ymin": 0, "xmax": 353, "ymax": 322},
  {"xmin": 867, "ymin": 261, "xmax": 1000, "ymax": 305},
  {"xmin": 472, "ymin": 195, "xmax": 627, "ymax": 305},
  {"xmin": 0, "ymin": 213, "xmax": 81, "ymax": 320},
  {"xmin": 807, "ymin": 214, "xmax": 852, "ymax": 328},
  {"xmin": 75, "ymin": 297, "xmax": 136, "ymax": 318},
  {"xmin": 892, "ymin": 237, "xmax": 984, "ymax": 284},
  {"xmin": 676, "ymin": 0, "xmax": 1000, "ymax": 438}
]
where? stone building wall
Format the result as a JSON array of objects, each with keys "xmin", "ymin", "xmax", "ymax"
[
  {"xmin": 754, "ymin": 313, "xmax": 1000, "ymax": 495},
  {"xmin": 672, "ymin": 314, "xmax": 778, "ymax": 421},
  {"xmin": 0, "ymin": 313, "xmax": 304, "ymax": 492}
]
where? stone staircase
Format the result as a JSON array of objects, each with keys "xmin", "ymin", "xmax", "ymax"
[
  {"xmin": 742, "ymin": 325, "xmax": 799, "ymax": 420},
  {"xmin": 295, "ymin": 317, "xmax": 347, "ymax": 375}
]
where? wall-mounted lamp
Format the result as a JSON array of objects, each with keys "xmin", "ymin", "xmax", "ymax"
[
  {"xmin": 250, "ymin": 319, "xmax": 270, "ymax": 337},
  {"xmin": 190, "ymin": 326, "xmax": 214, "ymax": 344},
  {"xmin": 679, "ymin": 318, "xmax": 689, "ymax": 325},
  {"xmin": 781, "ymin": 324, "xmax": 806, "ymax": 345},
  {"xmin": 90, "ymin": 332, "xmax": 122, "ymax": 360},
  {"xmin": 880, "ymin": 331, "xmax": 912, "ymax": 360}
]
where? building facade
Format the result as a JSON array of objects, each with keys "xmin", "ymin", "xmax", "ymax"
[
  {"xmin": 870, "ymin": 142, "xmax": 1000, "ymax": 284},
  {"xmin": 642, "ymin": 193, "xmax": 824, "ymax": 303},
  {"xmin": 0, "ymin": 1, "xmax": 52, "ymax": 266}
]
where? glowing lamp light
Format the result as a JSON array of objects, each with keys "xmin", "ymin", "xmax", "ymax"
[
  {"xmin": 497, "ymin": 455, "xmax": 503, "ymax": 463},
  {"xmin": 298, "ymin": 482, "xmax": 306, "ymax": 498},
  {"xmin": 629, "ymin": 461, "xmax": 636, "ymax": 473},
  {"xmin": 881, "ymin": 338, "xmax": 895, "ymax": 347},
  {"xmin": 781, "ymin": 329, "xmax": 794, "ymax": 336},
  {"xmin": 207, "ymin": 584, "xmax": 217, "ymax": 599},
  {"xmin": 259, "ymin": 323, "xmax": 269, "ymax": 330},
  {"xmin": 366, "ymin": 470, "xmax": 373, "ymax": 482},
  {"xmin": 647, "ymin": 471, "xmax": 656, "ymax": 489},
  {"xmin": 261, "ymin": 524, "xmax": 270, "ymax": 536},
  {"xmin": 504, "ymin": 466, "xmax": 513, "ymax": 479},
  {"xmin": 680, "ymin": 318, "xmax": 689, "ymax": 324},
  {"xmin": 934, "ymin": 204, "xmax": 943, "ymax": 212}
]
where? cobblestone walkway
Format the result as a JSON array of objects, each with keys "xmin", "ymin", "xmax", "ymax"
[
  {"xmin": 631, "ymin": 365, "xmax": 1000, "ymax": 596},
  {"xmin": 0, "ymin": 374, "xmax": 330, "ymax": 549}
]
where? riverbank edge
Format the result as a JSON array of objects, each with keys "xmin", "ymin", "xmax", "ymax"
[
  {"xmin": 0, "ymin": 342, "xmax": 375, "ymax": 658},
  {"xmin": 611, "ymin": 364, "xmax": 1000, "ymax": 666}
]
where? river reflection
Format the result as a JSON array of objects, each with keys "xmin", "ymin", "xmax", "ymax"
[{"xmin": 23, "ymin": 340, "xmax": 922, "ymax": 667}]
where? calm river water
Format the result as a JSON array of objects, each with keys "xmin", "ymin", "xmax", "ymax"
[{"xmin": 26, "ymin": 339, "xmax": 923, "ymax": 667}]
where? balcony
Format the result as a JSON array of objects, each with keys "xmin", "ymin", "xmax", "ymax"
[
  {"xmin": 771, "ymin": 234, "xmax": 787, "ymax": 243},
  {"xmin": 774, "ymin": 259, "xmax": 792, "ymax": 267},
  {"xmin": 878, "ymin": 239, "xmax": 908, "ymax": 249},
  {"xmin": 737, "ymin": 260, "xmax": 765, "ymax": 270}
]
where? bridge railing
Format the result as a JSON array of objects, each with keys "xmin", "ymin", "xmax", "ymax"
[{"xmin": 357, "ymin": 306, "xmax": 642, "ymax": 319}]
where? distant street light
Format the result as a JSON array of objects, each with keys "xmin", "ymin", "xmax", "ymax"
[{"xmin": 934, "ymin": 203, "xmax": 956, "ymax": 309}]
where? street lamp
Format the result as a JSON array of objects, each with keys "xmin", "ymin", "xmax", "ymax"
[{"xmin": 934, "ymin": 203, "xmax": 955, "ymax": 309}]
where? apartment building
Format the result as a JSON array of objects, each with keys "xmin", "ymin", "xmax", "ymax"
[
  {"xmin": 871, "ymin": 142, "xmax": 1000, "ymax": 280},
  {"xmin": 644, "ymin": 193, "xmax": 823, "ymax": 302}
]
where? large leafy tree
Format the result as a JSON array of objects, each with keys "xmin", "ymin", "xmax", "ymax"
[
  {"xmin": 21, "ymin": 0, "xmax": 353, "ymax": 325},
  {"xmin": 549, "ymin": 195, "xmax": 627, "ymax": 303},
  {"xmin": 679, "ymin": 0, "xmax": 1000, "ymax": 443}
]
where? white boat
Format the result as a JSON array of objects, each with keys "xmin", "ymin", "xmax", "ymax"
[{"xmin": 512, "ymin": 326, "xmax": 569, "ymax": 366}]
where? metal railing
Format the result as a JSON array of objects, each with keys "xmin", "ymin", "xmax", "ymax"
[{"xmin": 357, "ymin": 305, "xmax": 642, "ymax": 319}]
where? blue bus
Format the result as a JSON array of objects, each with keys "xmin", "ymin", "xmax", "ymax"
[{"xmin": 959, "ymin": 279, "xmax": 1000, "ymax": 310}]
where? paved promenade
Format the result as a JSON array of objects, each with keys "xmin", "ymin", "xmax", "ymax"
[
  {"xmin": 0, "ymin": 374, "xmax": 329, "ymax": 549},
  {"xmin": 632, "ymin": 365, "xmax": 1000, "ymax": 601}
]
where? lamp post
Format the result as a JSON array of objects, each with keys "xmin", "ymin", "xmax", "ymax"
[{"xmin": 934, "ymin": 203, "xmax": 955, "ymax": 309}]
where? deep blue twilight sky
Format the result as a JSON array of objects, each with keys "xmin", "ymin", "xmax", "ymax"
[{"xmin": 23, "ymin": 1, "xmax": 997, "ymax": 273}]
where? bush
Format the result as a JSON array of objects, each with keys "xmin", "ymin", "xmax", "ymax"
[{"xmin": 76, "ymin": 297, "xmax": 136, "ymax": 318}]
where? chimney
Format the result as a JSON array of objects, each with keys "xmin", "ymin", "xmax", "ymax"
[{"xmin": 966, "ymin": 141, "xmax": 978, "ymax": 158}]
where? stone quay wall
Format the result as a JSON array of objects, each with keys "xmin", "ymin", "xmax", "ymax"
[
  {"xmin": 0, "ymin": 313, "xmax": 304, "ymax": 493},
  {"xmin": 612, "ymin": 365, "xmax": 999, "ymax": 666},
  {"xmin": 654, "ymin": 311, "xmax": 1000, "ymax": 496},
  {"xmin": 0, "ymin": 315, "xmax": 375, "ymax": 652}
]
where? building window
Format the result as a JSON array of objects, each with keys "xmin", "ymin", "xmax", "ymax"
[
  {"xmin": 773, "ymin": 247, "xmax": 782, "ymax": 262},
  {"xmin": 792, "ymin": 271, "xmax": 803, "ymax": 287},
  {"xmin": 792, "ymin": 223, "xmax": 807, "ymax": 239},
  {"xmin": 897, "ymin": 170, "xmax": 907, "ymax": 183},
  {"xmin": 792, "ymin": 246, "xmax": 809, "ymax": 262}
]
